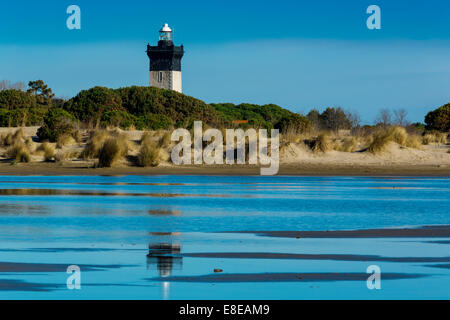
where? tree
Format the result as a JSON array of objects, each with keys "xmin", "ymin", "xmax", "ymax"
[
  {"xmin": 27, "ymin": 80, "xmax": 55, "ymax": 105},
  {"xmin": 425, "ymin": 103, "xmax": 450, "ymax": 132},
  {"xmin": 0, "ymin": 80, "xmax": 25, "ymax": 91},
  {"xmin": 345, "ymin": 110, "xmax": 361, "ymax": 129},
  {"xmin": 306, "ymin": 109, "xmax": 320, "ymax": 129},
  {"xmin": 319, "ymin": 107, "xmax": 352, "ymax": 131},
  {"xmin": 375, "ymin": 108, "xmax": 392, "ymax": 126},
  {"xmin": 0, "ymin": 89, "xmax": 37, "ymax": 110},
  {"xmin": 393, "ymin": 109, "xmax": 409, "ymax": 126}
]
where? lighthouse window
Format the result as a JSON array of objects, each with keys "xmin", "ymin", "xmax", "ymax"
[{"xmin": 158, "ymin": 72, "xmax": 163, "ymax": 82}]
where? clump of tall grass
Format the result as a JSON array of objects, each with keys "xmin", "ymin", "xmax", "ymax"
[
  {"xmin": 367, "ymin": 130, "xmax": 392, "ymax": 154},
  {"xmin": 390, "ymin": 126, "xmax": 408, "ymax": 146},
  {"xmin": 6, "ymin": 142, "xmax": 31, "ymax": 163},
  {"xmin": 336, "ymin": 137, "xmax": 359, "ymax": 152},
  {"xmin": 1, "ymin": 129, "xmax": 25, "ymax": 147},
  {"xmin": 158, "ymin": 131, "xmax": 172, "ymax": 148},
  {"xmin": 81, "ymin": 130, "xmax": 110, "ymax": 159},
  {"xmin": 97, "ymin": 137, "xmax": 128, "ymax": 168},
  {"xmin": 138, "ymin": 138, "xmax": 161, "ymax": 167},
  {"xmin": 36, "ymin": 142, "xmax": 55, "ymax": 162},
  {"xmin": 311, "ymin": 132, "xmax": 333, "ymax": 153},
  {"xmin": 56, "ymin": 134, "xmax": 76, "ymax": 149},
  {"xmin": 367, "ymin": 126, "xmax": 421, "ymax": 153},
  {"xmin": 422, "ymin": 132, "xmax": 448, "ymax": 145},
  {"xmin": 405, "ymin": 135, "xmax": 422, "ymax": 149}
]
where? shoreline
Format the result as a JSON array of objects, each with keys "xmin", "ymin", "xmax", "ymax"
[{"xmin": 0, "ymin": 162, "xmax": 449, "ymax": 176}]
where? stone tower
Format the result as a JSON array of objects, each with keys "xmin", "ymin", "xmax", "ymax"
[{"xmin": 146, "ymin": 23, "xmax": 184, "ymax": 93}]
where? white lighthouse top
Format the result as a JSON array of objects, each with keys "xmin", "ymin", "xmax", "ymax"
[{"xmin": 160, "ymin": 23, "xmax": 172, "ymax": 32}]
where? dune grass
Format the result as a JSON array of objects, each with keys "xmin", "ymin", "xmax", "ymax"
[
  {"xmin": 81, "ymin": 130, "xmax": 110, "ymax": 159},
  {"xmin": 138, "ymin": 134, "xmax": 161, "ymax": 167},
  {"xmin": 97, "ymin": 136, "xmax": 129, "ymax": 168},
  {"xmin": 336, "ymin": 137, "xmax": 359, "ymax": 152},
  {"xmin": 311, "ymin": 132, "xmax": 333, "ymax": 153},
  {"xmin": 56, "ymin": 134, "xmax": 76, "ymax": 149},
  {"xmin": 36, "ymin": 142, "xmax": 55, "ymax": 162},
  {"xmin": 6, "ymin": 142, "xmax": 31, "ymax": 163}
]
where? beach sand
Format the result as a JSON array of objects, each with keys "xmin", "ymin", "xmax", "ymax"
[{"xmin": 0, "ymin": 126, "xmax": 449, "ymax": 176}]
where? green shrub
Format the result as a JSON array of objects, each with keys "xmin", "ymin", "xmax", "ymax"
[
  {"xmin": 135, "ymin": 113, "xmax": 174, "ymax": 130},
  {"xmin": 425, "ymin": 103, "xmax": 450, "ymax": 132},
  {"xmin": 37, "ymin": 108, "xmax": 76, "ymax": 142},
  {"xmin": 63, "ymin": 86, "xmax": 123, "ymax": 123},
  {"xmin": 100, "ymin": 110, "xmax": 137, "ymax": 129}
]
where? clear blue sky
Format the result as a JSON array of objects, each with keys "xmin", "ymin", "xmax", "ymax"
[{"xmin": 0, "ymin": 0, "xmax": 449, "ymax": 123}]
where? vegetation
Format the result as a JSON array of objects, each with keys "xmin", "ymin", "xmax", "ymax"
[
  {"xmin": 37, "ymin": 108, "xmax": 77, "ymax": 142},
  {"xmin": 36, "ymin": 142, "xmax": 55, "ymax": 162},
  {"xmin": 138, "ymin": 133, "xmax": 161, "ymax": 167},
  {"xmin": 97, "ymin": 137, "xmax": 128, "ymax": 168},
  {"xmin": 425, "ymin": 103, "xmax": 450, "ymax": 132},
  {"xmin": 6, "ymin": 142, "xmax": 31, "ymax": 163}
]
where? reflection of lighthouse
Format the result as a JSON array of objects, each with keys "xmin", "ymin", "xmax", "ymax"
[
  {"xmin": 147, "ymin": 239, "xmax": 182, "ymax": 300},
  {"xmin": 147, "ymin": 243, "xmax": 182, "ymax": 277}
]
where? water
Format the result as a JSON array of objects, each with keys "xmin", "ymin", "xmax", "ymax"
[{"xmin": 0, "ymin": 175, "xmax": 449, "ymax": 299}]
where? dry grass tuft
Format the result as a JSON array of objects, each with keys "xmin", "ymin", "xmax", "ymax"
[
  {"xmin": 81, "ymin": 130, "xmax": 110, "ymax": 159},
  {"xmin": 1, "ymin": 129, "xmax": 25, "ymax": 147},
  {"xmin": 158, "ymin": 131, "xmax": 172, "ymax": 148},
  {"xmin": 97, "ymin": 137, "xmax": 128, "ymax": 168},
  {"xmin": 6, "ymin": 142, "xmax": 31, "ymax": 163},
  {"xmin": 311, "ymin": 132, "xmax": 333, "ymax": 153},
  {"xmin": 367, "ymin": 131, "xmax": 392, "ymax": 154},
  {"xmin": 36, "ymin": 142, "xmax": 55, "ymax": 162},
  {"xmin": 390, "ymin": 126, "xmax": 408, "ymax": 146},
  {"xmin": 336, "ymin": 137, "xmax": 359, "ymax": 152},
  {"xmin": 138, "ymin": 138, "xmax": 160, "ymax": 167},
  {"xmin": 56, "ymin": 134, "xmax": 76, "ymax": 149},
  {"xmin": 405, "ymin": 135, "xmax": 422, "ymax": 149}
]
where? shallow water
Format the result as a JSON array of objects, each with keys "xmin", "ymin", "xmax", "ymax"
[{"xmin": 0, "ymin": 175, "xmax": 449, "ymax": 299}]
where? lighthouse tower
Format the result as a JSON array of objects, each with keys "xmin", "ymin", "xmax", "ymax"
[{"xmin": 146, "ymin": 23, "xmax": 184, "ymax": 93}]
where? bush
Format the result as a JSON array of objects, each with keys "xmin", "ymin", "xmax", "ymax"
[
  {"xmin": 135, "ymin": 113, "xmax": 174, "ymax": 130},
  {"xmin": 425, "ymin": 103, "xmax": 450, "ymax": 132},
  {"xmin": 63, "ymin": 86, "xmax": 123, "ymax": 123},
  {"xmin": 100, "ymin": 110, "xmax": 137, "ymax": 129},
  {"xmin": 97, "ymin": 137, "xmax": 128, "ymax": 167},
  {"xmin": 0, "ymin": 89, "xmax": 37, "ymax": 110},
  {"xmin": 37, "ymin": 108, "xmax": 76, "ymax": 142}
]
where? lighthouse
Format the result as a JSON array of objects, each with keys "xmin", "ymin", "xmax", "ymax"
[{"xmin": 147, "ymin": 23, "xmax": 184, "ymax": 93}]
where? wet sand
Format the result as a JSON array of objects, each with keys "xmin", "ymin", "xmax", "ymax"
[
  {"xmin": 0, "ymin": 261, "xmax": 132, "ymax": 272},
  {"xmin": 232, "ymin": 225, "xmax": 450, "ymax": 239},
  {"xmin": 149, "ymin": 272, "xmax": 424, "ymax": 283},
  {"xmin": 183, "ymin": 252, "xmax": 450, "ymax": 263},
  {"xmin": 0, "ymin": 162, "xmax": 449, "ymax": 176}
]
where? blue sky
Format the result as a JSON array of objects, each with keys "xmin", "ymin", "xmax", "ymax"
[{"xmin": 0, "ymin": 0, "xmax": 449, "ymax": 123}]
